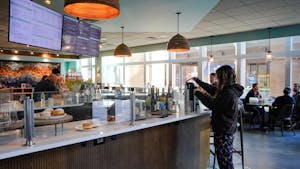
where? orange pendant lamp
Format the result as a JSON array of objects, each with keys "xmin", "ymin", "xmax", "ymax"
[
  {"xmin": 64, "ymin": 0, "xmax": 120, "ymax": 20},
  {"xmin": 114, "ymin": 26, "xmax": 132, "ymax": 57},
  {"xmin": 167, "ymin": 12, "xmax": 190, "ymax": 52}
]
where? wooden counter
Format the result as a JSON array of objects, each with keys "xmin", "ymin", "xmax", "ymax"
[{"xmin": 0, "ymin": 112, "xmax": 211, "ymax": 169}]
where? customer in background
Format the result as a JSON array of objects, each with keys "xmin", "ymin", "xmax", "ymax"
[
  {"xmin": 48, "ymin": 68, "xmax": 61, "ymax": 91},
  {"xmin": 209, "ymin": 72, "xmax": 217, "ymax": 86},
  {"xmin": 35, "ymin": 75, "xmax": 57, "ymax": 92},
  {"xmin": 193, "ymin": 65, "xmax": 244, "ymax": 169},
  {"xmin": 34, "ymin": 75, "xmax": 57, "ymax": 101},
  {"xmin": 269, "ymin": 87, "xmax": 295, "ymax": 130},
  {"xmin": 293, "ymin": 83, "xmax": 300, "ymax": 121},
  {"xmin": 244, "ymin": 83, "xmax": 265, "ymax": 128}
]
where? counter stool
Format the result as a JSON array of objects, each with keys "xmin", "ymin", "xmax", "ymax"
[
  {"xmin": 233, "ymin": 111, "xmax": 245, "ymax": 169},
  {"xmin": 209, "ymin": 130, "xmax": 216, "ymax": 169}
]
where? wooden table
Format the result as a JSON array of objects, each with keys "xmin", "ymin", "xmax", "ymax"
[{"xmin": 35, "ymin": 115, "xmax": 73, "ymax": 135}]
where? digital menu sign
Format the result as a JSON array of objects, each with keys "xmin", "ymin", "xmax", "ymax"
[
  {"xmin": 9, "ymin": 0, "xmax": 62, "ymax": 50},
  {"xmin": 62, "ymin": 16, "xmax": 101, "ymax": 57}
]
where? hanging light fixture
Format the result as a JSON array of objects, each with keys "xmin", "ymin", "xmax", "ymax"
[
  {"xmin": 266, "ymin": 28, "xmax": 272, "ymax": 61},
  {"xmin": 208, "ymin": 36, "xmax": 214, "ymax": 62},
  {"xmin": 167, "ymin": 12, "xmax": 190, "ymax": 52},
  {"xmin": 64, "ymin": 0, "xmax": 120, "ymax": 20},
  {"xmin": 114, "ymin": 26, "xmax": 132, "ymax": 57}
]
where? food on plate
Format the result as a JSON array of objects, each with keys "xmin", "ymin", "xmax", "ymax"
[
  {"xmin": 39, "ymin": 111, "xmax": 51, "ymax": 117},
  {"xmin": 52, "ymin": 108, "xmax": 64, "ymax": 116},
  {"xmin": 82, "ymin": 121, "xmax": 94, "ymax": 129}
]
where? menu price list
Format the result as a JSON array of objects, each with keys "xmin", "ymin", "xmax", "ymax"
[{"xmin": 62, "ymin": 16, "xmax": 101, "ymax": 57}]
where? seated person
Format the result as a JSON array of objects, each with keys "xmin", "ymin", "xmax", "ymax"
[
  {"xmin": 244, "ymin": 83, "xmax": 265, "ymax": 127},
  {"xmin": 293, "ymin": 83, "xmax": 300, "ymax": 121},
  {"xmin": 269, "ymin": 87, "xmax": 295, "ymax": 130}
]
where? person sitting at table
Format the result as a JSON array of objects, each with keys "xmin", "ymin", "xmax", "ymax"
[
  {"xmin": 293, "ymin": 83, "xmax": 300, "ymax": 121},
  {"xmin": 244, "ymin": 83, "xmax": 265, "ymax": 128},
  {"xmin": 269, "ymin": 87, "xmax": 295, "ymax": 130}
]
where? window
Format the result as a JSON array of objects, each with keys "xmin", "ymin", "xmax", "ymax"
[
  {"xmin": 80, "ymin": 58, "xmax": 95, "ymax": 82},
  {"xmin": 292, "ymin": 56, "xmax": 300, "ymax": 84},
  {"xmin": 146, "ymin": 50, "xmax": 168, "ymax": 61},
  {"xmin": 101, "ymin": 56, "xmax": 123, "ymax": 85},
  {"xmin": 146, "ymin": 63, "xmax": 169, "ymax": 88},
  {"xmin": 125, "ymin": 65, "xmax": 144, "ymax": 87},
  {"xmin": 125, "ymin": 52, "xmax": 144, "ymax": 63}
]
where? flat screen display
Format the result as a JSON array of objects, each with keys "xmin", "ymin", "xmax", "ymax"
[
  {"xmin": 62, "ymin": 15, "xmax": 101, "ymax": 57},
  {"xmin": 9, "ymin": 0, "xmax": 62, "ymax": 50}
]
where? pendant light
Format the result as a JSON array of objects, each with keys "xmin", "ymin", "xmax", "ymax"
[
  {"xmin": 208, "ymin": 36, "xmax": 214, "ymax": 62},
  {"xmin": 64, "ymin": 0, "xmax": 120, "ymax": 20},
  {"xmin": 114, "ymin": 26, "xmax": 132, "ymax": 57},
  {"xmin": 266, "ymin": 28, "xmax": 272, "ymax": 61},
  {"xmin": 167, "ymin": 12, "xmax": 190, "ymax": 52}
]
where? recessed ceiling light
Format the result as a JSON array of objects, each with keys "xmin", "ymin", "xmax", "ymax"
[
  {"xmin": 26, "ymin": 44, "xmax": 30, "ymax": 48},
  {"xmin": 56, "ymin": 53, "xmax": 59, "ymax": 56},
  {"xmin": 44, "ymin": 0, "xmax": 52, "ymax": 5},
  {"xmin": 14, "ymin": 50, "xmax": 18, "ymax": 54},
  {"xmin": 0, "ymin": 50, "xmax": 3, "ymax": 52},
  {"xmin": 30, "ymin": 51, "xmax": 34, "ymax": 55}
]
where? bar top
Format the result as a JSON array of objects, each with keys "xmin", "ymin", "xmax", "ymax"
[{"xmin": 0, "ymin": 112, "xmax": 210, "ymax": 160}]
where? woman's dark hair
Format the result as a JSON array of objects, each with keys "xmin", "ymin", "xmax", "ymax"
[
  {"xmin": 216, "ymin": 65, "xmax": 236, "ymax": 91},
  {"xmin": 283, "ymin": 87, "xmax": 291, "ymax": 95},
  {"xmin": 52, "ymin": 68, "xmax": 60, "ymax": 75}
]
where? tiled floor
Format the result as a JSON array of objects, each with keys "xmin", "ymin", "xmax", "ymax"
[{"xmin": 208, "ymin": 129, "xmax": 300, "ymax": 169}]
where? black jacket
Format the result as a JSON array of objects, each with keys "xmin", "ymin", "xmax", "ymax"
[
  {"xmin": 194, "ymin": 79, "xmax": 244, "ymax": 135},
  {"xmin": 272, "ymin": 94, "xmax": 295, "ymax": 110}
]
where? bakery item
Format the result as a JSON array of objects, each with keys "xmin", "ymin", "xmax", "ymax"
[
  {"xmin": 39, "ymin": 111, "xmax": 51, "ymax": 117},
  {"xmin": 52, "ymin": 108, "xmax": 65, "ymax": 116},
  {"xmin": 82, "ymin": 122, "xmax": 94, "ymax": 129}
]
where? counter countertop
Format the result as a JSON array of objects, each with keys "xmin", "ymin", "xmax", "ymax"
[{"xmin": 0, "ymin": 112, "xmax": 210, "ymax": 160}]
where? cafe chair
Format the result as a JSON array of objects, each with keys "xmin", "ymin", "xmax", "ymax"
[{"xmin": 277, "ymin": 104, "xmax": 295, "ymax": 136}]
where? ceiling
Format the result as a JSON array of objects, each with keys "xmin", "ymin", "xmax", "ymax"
[{"xmin": 1, "ymin": 0, "xmax": 300, "ymax": 56}]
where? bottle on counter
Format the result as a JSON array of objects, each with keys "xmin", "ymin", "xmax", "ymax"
[
  {"xmin": 159, "ymin": 88, "xmax": 167, "ymax": 117},
  {"xmin": 150, "ymin": 86, "xmax": 156, "ymax": 112},
  {"xmin": 166, "ymin": 87, "xmax": 174, "ymax": 112}
]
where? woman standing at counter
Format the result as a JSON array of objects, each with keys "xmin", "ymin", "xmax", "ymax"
[{"xmin": 193, "ymin": 65, "xmax": 244, "ymax": 169}]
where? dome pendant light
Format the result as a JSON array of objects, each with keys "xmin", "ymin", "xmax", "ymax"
[
  {"xmin": 114, "ymin": 26, "xmax": 132, "ymax": 57},
  {"xmin": 266, "ymin": 28, "xmax": 272, "ymax": 62},
  {"xmin": 64, "ymin": 0, "xmax": 120, "ymax": 20},
  {"xmin": 167, "ymin": 12, "xmax": 190, "ymax": 52}
]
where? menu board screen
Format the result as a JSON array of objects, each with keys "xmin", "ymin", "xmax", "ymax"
[
  {"xmin": 9, "ymin": 0, "xmax": 62, "ymax": 50},
  {"xmin": 62, "ymin": 16, "xmax": 101, "ymax": 57}
]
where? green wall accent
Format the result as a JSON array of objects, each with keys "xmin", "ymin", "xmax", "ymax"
[
  {"xmin": 100, "ymin": 24, "xmax": 300, "ymax": 56},
  {"xmin": 65, "ymin": 61, "xmax": 77, "ymax": 73}
]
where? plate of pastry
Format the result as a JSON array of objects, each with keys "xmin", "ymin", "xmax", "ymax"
[
  {"xmin": 75, "ymin": 121, "xmax": 100, "ymax": 131},
  {"xmin": 35, "ymin": 108, "xmax": 66, "ymax": 120}
]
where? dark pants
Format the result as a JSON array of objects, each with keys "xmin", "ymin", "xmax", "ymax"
[
  {"xmin": 214, "ymin": 133, "xmax": 235, "ymax": 169},
  {"xmin": 246, "ymin": 105, "xmax": 265, "ymax": 127}
]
